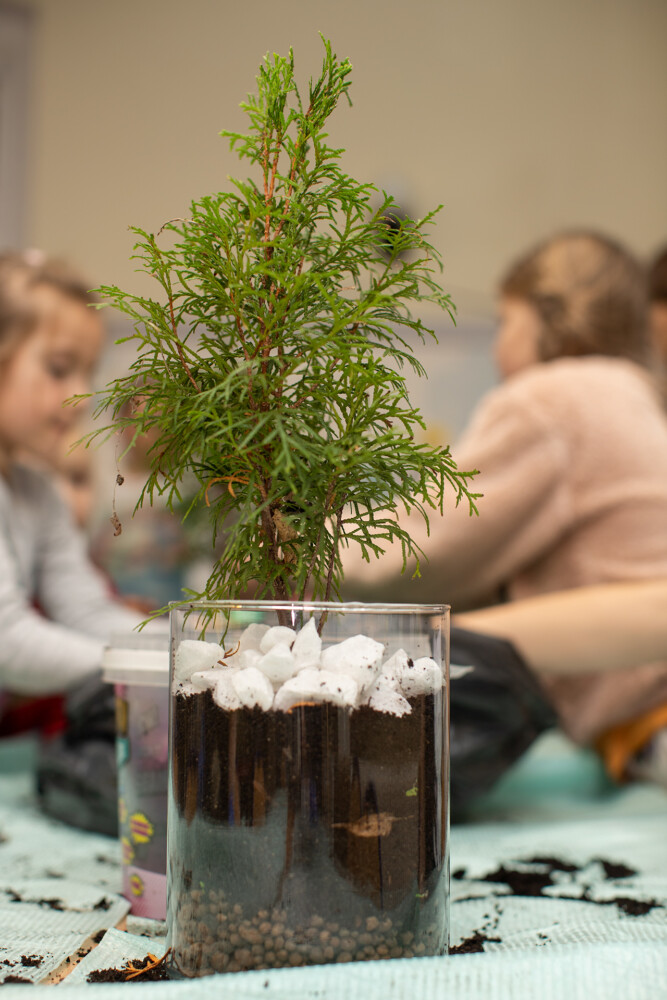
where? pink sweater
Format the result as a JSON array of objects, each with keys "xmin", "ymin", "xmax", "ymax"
[{"xmin": 345, "ymin": 356, "xmax": 667, "ymax": 743}]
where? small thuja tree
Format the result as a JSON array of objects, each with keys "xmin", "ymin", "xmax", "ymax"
[{"xmin": 93, "ymin": 39, "xmax": 479, "ymax": 605}]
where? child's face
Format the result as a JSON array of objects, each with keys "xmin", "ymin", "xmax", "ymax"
[
  {"xmin": 0, "ymin": 287, "xmax": 104, "ymax": 466},
  {"xmin": 494, "ymin": 296, "xmax": 543, "ymax": 379}
]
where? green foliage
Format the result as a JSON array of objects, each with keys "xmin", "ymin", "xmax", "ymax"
[{"xmin": 92, "ymin": 37, "xmax": 479, "ymax": 604}]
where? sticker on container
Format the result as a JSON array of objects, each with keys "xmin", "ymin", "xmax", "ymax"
[
  {"xmin": 130, "ymin": 813, "xmax": 155, "ymax": 844},
  {"xmin": 129, "ymin": 873, "xmax": 145, "ymax": 897}
]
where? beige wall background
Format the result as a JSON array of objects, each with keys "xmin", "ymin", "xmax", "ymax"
[{"xmin": 9, "ymin": 0, "xmax": 667, "ymax": 324}]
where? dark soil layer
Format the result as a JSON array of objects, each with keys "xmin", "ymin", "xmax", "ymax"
[{"xmin": 168, "ymin": 690, "xmax": 447, "ymax": 975}]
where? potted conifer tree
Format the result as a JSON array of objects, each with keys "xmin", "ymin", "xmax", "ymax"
[{"xmin": 94, "ymin": 38, "xmax": 478, "ymax": 977}]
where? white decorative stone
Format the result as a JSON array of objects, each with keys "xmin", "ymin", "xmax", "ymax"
[
  {"xmin": 400, "ymin": 656, "xmax": 443, "ymax": 696},
  {"xmin": 238, "ymin": 623, "xmax": 271, "ymax": 653},
  {"xmin": 365, "ymin": 683, "xmax": 412, "ymax": 717},
  {"xmin": 257, "ymin": 642, "xmax": 299, "ymax": 685},
  {"xmin": 174, "ymin": 639, "xmax": 224, "ymax": 681},
  {"xmin": 173, "ymin": 679, "xmax": 199, "ymax": 698},
  {"xmin": 291, "ymin": 618, "xmax": 322, "ymax": 670},
  {"xmin": 259, "ymin": 625, "xmax": 297, "ymax": 654},
  {"xmin": 232, "ymin": 667, "xmax": 275, "ymax": 711},
  {"xmin": 190, "ymin": 667, "xmax": 227, "ymax": 692},
  {"xmin": 273, "ymin": 668, "xmax": 359, "ymax": 712},
  {"xmin": 379, "ymin": 648, "xmax": 410, "ymax": 688},
  {"xmin": 320, "ymin": 634, "xmax": 384, "ymax": 696},
  {"xmin": 237, "ymin": 648, "xmax": 263, "ymax": 670},
  {"xmin": 212, "ymin": 672, "xmax": 243, "ymax": 711}
]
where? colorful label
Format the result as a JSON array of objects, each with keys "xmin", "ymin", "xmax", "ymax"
[{"xmin": 123, "ymin": 865, "xmax": 167, "ymax": 920}]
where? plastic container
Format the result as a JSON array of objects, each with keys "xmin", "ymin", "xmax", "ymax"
[
  {"xmin": 167, "ymin": 601, "xmax": 449, "ymax": 976},
  {"xmin": 102, "ymin": 636, "xmax": 170, "ymax": 919}
]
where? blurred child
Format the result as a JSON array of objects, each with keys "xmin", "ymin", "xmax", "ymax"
[
  {"xmin": 0, "ymin": 251, "xmax": 146, "ymax": 707},
  {"xmin": 344, "ymin": 230, "xmax": 667, "ymax": 782}
]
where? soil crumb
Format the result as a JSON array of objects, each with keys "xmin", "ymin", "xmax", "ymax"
[
  {"xmin": 610, "ymin": 897, "xmax": 659, "ymax": 917},
  {"xmin": 450, "ymin": 931, "xmax": 501, "ymax": 954},
  {"xmin": 524, "ymin": 856, "xmax": 578, "ymax": 873},
  {"xmin": 5, "ymin": 888, "xmax": 65, "ymax": 911},
  {"xmin": 596, "ymin": 860, "xmax": 636, "ymax": 880},
  {"xmin": 481, "ymin": 864, "xmax": 554, "ymax": 897}
]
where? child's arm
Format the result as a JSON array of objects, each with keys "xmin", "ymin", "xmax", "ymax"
[{"xmin": 454, "ymin": 579, "xmax": 667, "ymax": 677}]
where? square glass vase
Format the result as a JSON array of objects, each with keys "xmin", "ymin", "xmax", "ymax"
[{"xmin": 167, "ymin": 600, "xmax": 450, "ymax": 976}]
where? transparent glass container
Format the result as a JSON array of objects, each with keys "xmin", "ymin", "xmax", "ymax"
[{"xmin": 167, "ymin": 601, "xmax": 449, "ymax": 976}]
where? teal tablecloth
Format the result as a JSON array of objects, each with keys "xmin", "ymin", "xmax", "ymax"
[{"xmin": 1, "ymin": 732, "xmax": 666, "ymax": 997}]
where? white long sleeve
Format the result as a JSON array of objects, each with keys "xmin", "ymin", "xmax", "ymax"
[{"xmin": 0, "ymin": 464, "xmax": 147, "ymax": 695}]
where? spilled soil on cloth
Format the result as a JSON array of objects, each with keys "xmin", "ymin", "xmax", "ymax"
[{"xmin": 450, "ymin": 853, "xmax": 662, "ymax": 953}]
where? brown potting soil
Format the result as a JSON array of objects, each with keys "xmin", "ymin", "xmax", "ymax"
[
  {"xmin": 596, "ymin": 860, "xmax": 636, "ymax": 880},
  {"xmin": 5, "ymin": 888, "xmax": 65, "ymax": 911},
  {"xmin": 607, "ymin": 897, "xmax": 659, "ymax": 916},
  {"xmin": 449, "ymin": 931, "xmax": 501, "ymax": 954},
  {"xmin": 455, "ymin": 855, "xmax": 661, "ymax": 923},
  {"xmin": 481, "ymin": 864, "xmax": 554, "ymax": 897},
  {"xmin": 87, "ymin": 957, "xmax": 170, "ymax": 983},
  {"xmin": 523, "ymin": 856, "xmax": 579, "ymax": 873}
]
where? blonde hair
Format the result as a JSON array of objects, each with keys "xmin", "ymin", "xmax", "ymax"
[
  {"xmin": 0, "ymin": 251, "xmax": 98, "ymax": 364},
  {"xmin": 500, "ymin": 231, "xmax": 650, "ymax": 366}
]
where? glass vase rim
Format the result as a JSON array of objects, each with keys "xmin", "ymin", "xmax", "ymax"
[{"xmin": 168, "ymin": 599, "xmax": 449, "ymax": 615}]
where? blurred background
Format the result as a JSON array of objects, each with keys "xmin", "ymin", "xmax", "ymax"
[{"xmin": 1, "ymin": 0, "xmax": 666, "ymax": 597}]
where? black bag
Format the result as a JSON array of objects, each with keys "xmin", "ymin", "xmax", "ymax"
[
  {"xmin": 35, "ymin": 674, "xmax": 118, "ymax": 837},
  {"xmin": 449, "ymin": 626, "xmax": 557, "ymax": 821}
]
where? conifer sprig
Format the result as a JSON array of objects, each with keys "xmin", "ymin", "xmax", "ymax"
[{"xmin": 92, "ymin": 37, "xmax": 479, "ymax": 605}]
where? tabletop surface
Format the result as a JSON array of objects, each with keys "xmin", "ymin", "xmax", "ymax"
[{"xmin": 1, "ymin": 731, "xmax": 666, "ymax": 998}]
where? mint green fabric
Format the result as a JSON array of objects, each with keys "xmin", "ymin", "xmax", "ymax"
[{"xmin": 0, "ymin": 732, "xmax": 665, "ymax": 997}]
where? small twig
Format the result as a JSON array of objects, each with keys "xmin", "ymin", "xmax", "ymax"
[
  {"xmin": 204, "ymin": 475, "xmax": 249, "ymax": 505},
  {"xmin": 123, "ymin": 949, "xmax": 171, "ymax": 981}
]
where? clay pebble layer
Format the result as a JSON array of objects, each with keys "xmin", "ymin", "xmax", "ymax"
[{"xmin": 172, "ymin": 890, "xmax": 440, "ymax": 973}]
